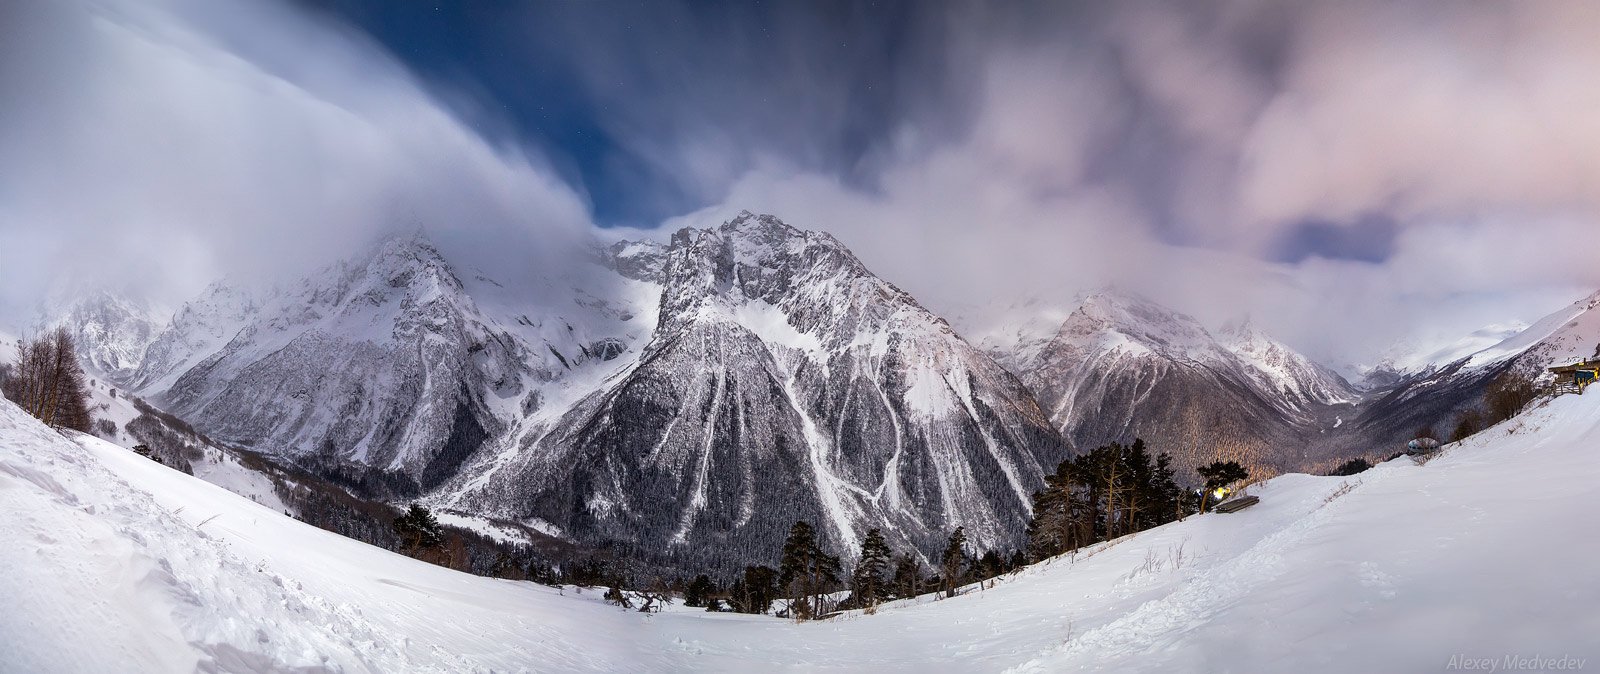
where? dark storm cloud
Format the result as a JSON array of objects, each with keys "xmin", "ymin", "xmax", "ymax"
[
  {"xmin": 2, "ymin": 0, "xmax": 1598, "ymax": 367},
  {"xmin": 301, "ymin": 0, "xmax": 974, "ymax": 227}
]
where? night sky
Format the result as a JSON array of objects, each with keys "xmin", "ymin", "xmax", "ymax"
[
  {"xmin": 298, "ymin": 0, "xmax": 940, "ymax": 229},
  {"xmin": 3, "ymin": 0, "xmax": 1599, "ymax": 365}
]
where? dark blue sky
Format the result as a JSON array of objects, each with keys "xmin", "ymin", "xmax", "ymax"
[{"xmin": 299, "ymin": 0, "xmax": 954, "ymax": 229}]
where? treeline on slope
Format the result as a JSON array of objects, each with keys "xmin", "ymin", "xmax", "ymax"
[
  {"xmin": 524, "ymin": 355, "xmax": 1552, "ymax": 595},
  {"xmin": 450, "ymin": 368, "xmax": 1545, "ymax": 601},
  {"xmin": 1025, "ymin": 439, "xmax": 1252, "ymax": 562},
  {"xmin": 93, "ymin": 384, "xmax": 826, "ymax": 597},
  {"xmin": 606, "ymin": 520, "xmax": 1031, "ymax": 620},
  {"xmin": 0, "ymin": 328, "xmax": 93, "ymax": 432}
]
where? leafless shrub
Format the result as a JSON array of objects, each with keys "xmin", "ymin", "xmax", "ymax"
[{"xmin": 1323, "ymin": 480, "xmax": 1358, "ymax": 504}]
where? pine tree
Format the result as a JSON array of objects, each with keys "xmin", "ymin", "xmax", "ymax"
[
  {"xmin": 1197, "ymin": 461, "xmax": 1249, "ymax": 491},
  {"xmin": 849, "ymin": 528, "xmax": 893, "ymax": 608},
  {"xmin": 392, "ymin": 504, "xmax": 444, "ymax": 552},
  {"xmin": 1150, "ymin": 451, "xmax": 1190, "ymax": 524},
  {"xmin": 778, "ymin": 521, "xmax": 842, "ymax": 619},
  {"xmin": 941, "ymin": 526, "xmax": 967, "ymax": 598},
  {"xmin": 1025, "ymin": 457, "xmax": 1095, "ymax": 561},
  {"xmin": 976, "ymin": 550, "xmax": 1004, "ymax": 581},
  {"xmin": 891, "ymin": 554, "xmax": 922, "ymax": 599},
  {"xmin": 684, "ymin": 574, "xmax": 716, "ymax": 608},
  {"xmin": 732, "ymin": 565, "xmax": 778, "ymax": 614},
  {"xmin": 1196, "ymin": 460, "xmax": 1249, "ymax": 512}
]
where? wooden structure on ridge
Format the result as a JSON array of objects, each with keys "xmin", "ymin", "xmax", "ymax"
[{"xmin": 1549, "ymin": 359, "xmax": 1600, "ymax": 395}]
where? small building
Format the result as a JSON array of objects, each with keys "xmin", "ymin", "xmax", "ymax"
[
  {"xmin": 1407, "ymin": 437, "xmax": 1441, "ymax": 454},
  {"xmin": 1549, "ymin": 360, "xmax": 1600, "ymax": 395}
]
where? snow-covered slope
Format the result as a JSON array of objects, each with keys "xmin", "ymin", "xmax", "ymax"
[
  {"xmin": 445, "ymin": 212, "xmax": 1063, "ymax": 563},
  {"xmin": 5, "ymin": 372, "xmax": 1597, "ymax": 671},
  {"xmin": 1358, "ymin": 321, "xmax": 1528, "ymax": 387},
  {"xmin": 1468, "ymin": 289, "xmax": 1600, "ymax": 373}
]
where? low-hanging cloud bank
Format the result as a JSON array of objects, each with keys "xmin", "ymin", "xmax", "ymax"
[
  {"xmin": 0, "ymin": 0, "xmax": 598, "ymax": 322},
  {"xmin": 2, "ymin": 0, "xmax": 1597, "ymax": 370},
  {"xmin": 643, "ymin": 1, "xmax": 1600, "ymax": 367}
]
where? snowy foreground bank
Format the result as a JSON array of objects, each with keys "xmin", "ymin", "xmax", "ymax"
[{"xmin": 2, "ymin": 394, "xmax": 1598, "ymax": 673}]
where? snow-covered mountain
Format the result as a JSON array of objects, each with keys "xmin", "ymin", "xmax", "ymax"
[
  {"xmin": 31, "ymin": 290, "xmax": 169, "ymax": 383},
  {"xmin": 1218, "ymin": 317, "xmax": 1360, "ymax": 408},
  {"xmin": 1349, "ymin": 289, "xmax": 1600, "ymax": 444},
  {"xmin": 1355, "ymin": 321, "xmax": 1529, "ymax": 389},
  {"xmin": 1464, "ymin": 290, "xmax": 1600, "ymax": 375},
  {"xmin": 989, "ymin": 291, "xmax": 1355, "ymax": 472},
  {"xmin": 82, "ymin": 214, "xmax": 1059, "ymax": 567},
  {"xmin": 444, "ymin": 212, "xmax": 1064, "ymax": 564},
  {"xmin": 127, "ymin": 233, "xmax": 656, "ymax": 495}
]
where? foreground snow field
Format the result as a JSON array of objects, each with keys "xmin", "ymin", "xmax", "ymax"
[{"xmin": 2, "ymin": 393, "xmax": 1598, "ymax": 673}]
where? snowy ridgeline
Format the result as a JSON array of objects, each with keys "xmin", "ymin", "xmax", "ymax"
[{"xmin": 3, "ymin": 390, "xmax": 1598, "ymax": 672}]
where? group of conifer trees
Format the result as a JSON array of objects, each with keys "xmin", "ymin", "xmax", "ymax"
[
  {"xmin": 1026, "ymin": 439, "xmax": 1234, "ymax": 562},
  {"xmin": 695, "ymin": 520, "xmax": 1030, "ymax": 619},
  {"xmin": 1, "ymin": 328, "xmax": 93, "ymax": 432}
]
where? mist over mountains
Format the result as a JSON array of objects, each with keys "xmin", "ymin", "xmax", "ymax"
[{"xmin": 24, "ymin": 211, "xmax": 1597, "ymax": 571}]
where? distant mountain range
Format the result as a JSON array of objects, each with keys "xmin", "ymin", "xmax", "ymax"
[{"xmin": 22, "ymin": 212, "xmax": 1600, "ymax": 569}]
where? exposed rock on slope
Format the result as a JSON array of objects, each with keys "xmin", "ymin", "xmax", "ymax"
[
  {"xmin": 993, "ymin": 292, "xmax": 1356, "ymax": 473},
  {"xmin": 447, "ymin": 213, "xmax": 1064, "ymax": 565}
]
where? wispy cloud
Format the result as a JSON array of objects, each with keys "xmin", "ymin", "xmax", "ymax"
[
  {"xmin": 0, "ymin": 0, "xmax": 596, "ymax": 319},
  {"xmin": 2, "ymin": 0, "xmax": 1596, "ymax": 367}
]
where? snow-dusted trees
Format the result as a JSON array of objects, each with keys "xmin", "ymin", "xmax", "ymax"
[
  {"xmin": 777, "ymin": 521, "xmax": 842, "ymax": 619},
  {"xmin": 1, "ymin": 329, "xmax": 93, "ymax": 432},
  {"xmin": 393, "ymin": 504, "xmax": 444, "ymax": 553}
]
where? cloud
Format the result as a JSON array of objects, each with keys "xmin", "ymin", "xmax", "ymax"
[
  {"xmin": 0, "ymin": 0, "xmax": 597, "ymax": 322},
  {"xmin": 3, "ymin": 0, "xmax": 1597, "ymax": 369},
  {"xmin": 645, "ymin": 0, "xmax": 1600, "ymax": 367}
]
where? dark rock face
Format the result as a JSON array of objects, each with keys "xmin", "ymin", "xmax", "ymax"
[{"xmin": 450, "ymin": 213, "xmax": 1066, "ymax": 568}]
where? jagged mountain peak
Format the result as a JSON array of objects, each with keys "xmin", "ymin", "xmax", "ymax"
[
  {"xmin": 31, "ymin": 288, "xmax": 170, "ymax": 381},
  {"xmin": 671, "ymin": 212, "xmax": 858, "ymax": 276},
  {"xmin": 1056, "ymin": 290, "xmax": 1221, "ymax": 363},
  {"xmin": 446, "ymin": 211, "xmax": 1061, "ymax": 567},
  {"xmin": 1217, "ymin": 316, "xmax": 1359, "ymax": 406},
  {"xmin": 1217, "ymin": 314, "xmax": 1259, "ymax": 340},
  {"xmin": 653, "ymin": 212, "xmax": 945, "ymax": 346}
]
